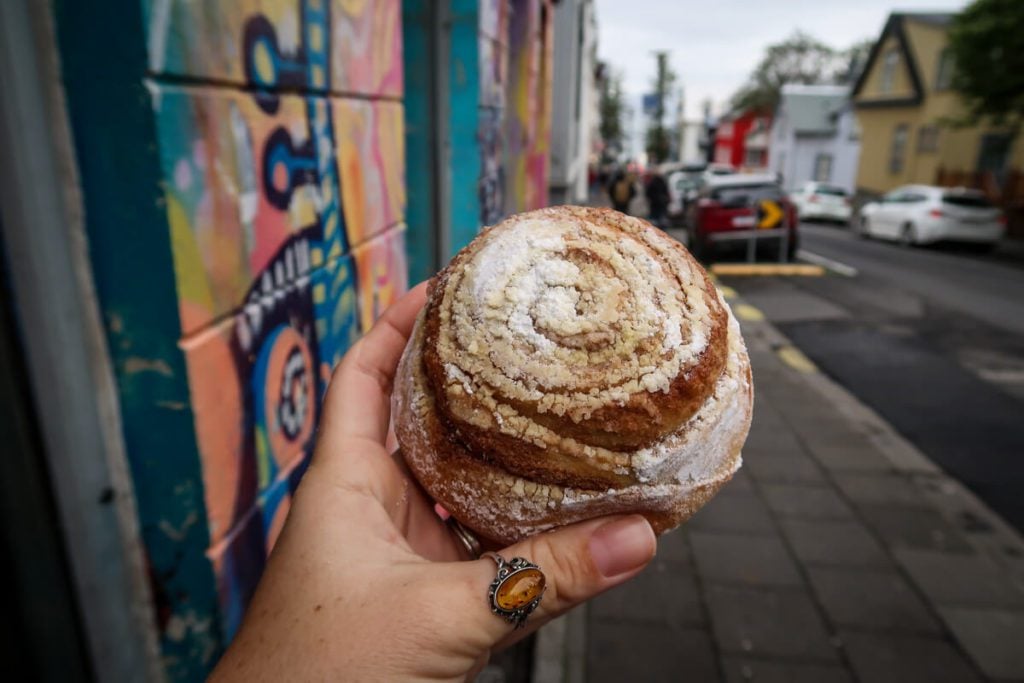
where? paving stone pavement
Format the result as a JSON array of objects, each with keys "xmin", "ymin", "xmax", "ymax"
[{"xmin": 568, "ymin": 288, "xmax": 1024, "ymax": 683}]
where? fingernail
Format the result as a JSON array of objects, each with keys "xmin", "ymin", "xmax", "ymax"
[{"xmin": 589, "ymin": 516, "xmax": 656, "ymax": 578}]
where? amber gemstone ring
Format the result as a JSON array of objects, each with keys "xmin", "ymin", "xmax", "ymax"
[{"xmin": 482, "ymin": 552, "xmax": 546, "ymax": 629}]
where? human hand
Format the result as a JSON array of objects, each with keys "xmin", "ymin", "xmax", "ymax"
[{"xmin": 210, "ymin": 282, "xmax": 657, "ymax": 682}]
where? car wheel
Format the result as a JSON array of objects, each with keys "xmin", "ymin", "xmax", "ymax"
[{"xmin": 899, "ymin": 223, "xmax": 917, "ymax": 247}]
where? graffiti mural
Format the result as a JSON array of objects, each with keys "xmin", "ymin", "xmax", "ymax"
[
  {"xmin": 505, "ymin": 0, "xmax": 552, "ymax": 214},
  {"xmin": 147, "ymin": 0, "xmax": 406, "ymax": 647},
  {"xmin": 147, "ymin": 0, "xmax": 403, "ymax": 97},
  {"xmin": 468, "ymin": 0, "xmax": 551, "ymax": 229}
]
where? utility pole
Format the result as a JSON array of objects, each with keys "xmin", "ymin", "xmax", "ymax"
[
  {"xmin": 674, "ymin": 85, "xmax": 685, "ymax": 160},
  {"xmin": 646, "ymin": 50, "xmax": 675, "ymax": 164}
]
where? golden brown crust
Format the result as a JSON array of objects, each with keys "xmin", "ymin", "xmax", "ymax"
[{"xmin": 395, "ymin": 206, "xmax": 753, "ymax": 543}]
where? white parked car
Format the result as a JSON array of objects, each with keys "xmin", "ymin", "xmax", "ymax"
[
  {"xmin": 790, "ymin": 182, "xmax": 853, "ymax": 224},
  {"xmin": 857, "ymin": 185, "xmax": 1006, "ymax": 247},
  {"xmin": 666, "ymin": 170, "xmax": 703, "ymax": 222}
]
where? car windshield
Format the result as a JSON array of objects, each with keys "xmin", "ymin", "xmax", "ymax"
[
  {"xmin": 815, "ymin": 185, "xmax": 847, "ymax": 196},
  {"xmin": 675, "ymin": 176, "xmax": 699, "ymax": 191},
  {"xmin": 942, "ymin": 193, "xmax": 993, "ymax": 208},
  {"xmin": 711, "ymin": 183, "xmax": 783, "ymax": 207}
]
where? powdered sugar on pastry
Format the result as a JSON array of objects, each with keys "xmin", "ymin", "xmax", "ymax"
[{"xmin": 394, "ymin": 206, "xmax": 754, "ymax": 544}]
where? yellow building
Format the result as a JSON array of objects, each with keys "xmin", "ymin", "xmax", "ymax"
[{"xmin": 852, "ymin": 12, "xmax": 1024, "ymax": 196}]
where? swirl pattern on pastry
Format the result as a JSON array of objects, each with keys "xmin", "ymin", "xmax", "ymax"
[{"xmin": 395, "ymin": 206, "xmax": 753, "ymax": 543}]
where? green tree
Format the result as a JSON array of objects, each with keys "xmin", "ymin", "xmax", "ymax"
[
  {"xmin": 645, "ymin": 51, "xmax": 677, "ymax": 164},
  {"xmin": 598, "ymin": 64, "xmax": 625, "ymax": 159},
  {"xmin": 948, "ymin": 0, "xmax": 1024, "ymax": 133},
  {"xmin": 730, "ymin": 31, "xmax": 842, "ymax": 113}
]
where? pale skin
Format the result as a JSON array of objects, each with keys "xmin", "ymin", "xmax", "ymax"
[{"xmin": 211, "ymin": 282, "xmax": 657, "ymax": 682}]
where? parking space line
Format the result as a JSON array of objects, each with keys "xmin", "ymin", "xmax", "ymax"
[
  {"xmin": 710, "ymin": 263, "xmax": 825, "ymax": 276},
  {"xmin": 734, "ymin": 303, "xmax": 765, "ymax": 321},
  {"xmin": 776, "ymin": 345, "xmax": 817, "ymax": 373},
  {"xmin": 797, "ymin": 249, "xmax": 859, "ymax": 277},
  {"xmin": 717, "ymin": 285, "xmax": 738, "ymax": 300}
]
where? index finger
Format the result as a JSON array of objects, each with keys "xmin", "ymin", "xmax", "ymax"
[{"xmin": 319, "ymin": 281, "xmax": 429, "ymax": 446}]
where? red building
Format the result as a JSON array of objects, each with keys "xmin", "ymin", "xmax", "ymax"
[{"xmin": 714, "ymin": 110, "xmax": 772, "ymax": 170}]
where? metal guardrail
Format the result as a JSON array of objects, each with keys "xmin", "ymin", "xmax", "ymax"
[{"xmin": 705, "ymin": 225, "xmax": 790, "ymax": 263}]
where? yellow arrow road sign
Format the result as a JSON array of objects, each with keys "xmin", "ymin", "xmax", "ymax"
[{"xmin": 758, "ymin": 199, "xmax": 783, "ymax": 229}]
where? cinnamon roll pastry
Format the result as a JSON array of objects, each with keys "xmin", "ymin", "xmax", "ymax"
[{"xmin": 393, "ymin": 206, "xmax": 753, "ymax": 544}]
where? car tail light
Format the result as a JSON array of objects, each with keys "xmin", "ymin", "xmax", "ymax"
[
  {"xmin": 998, "ymin": 214, "xmax": 1008, "ymax": 225},
  {"xmin": 843, "ymin": 197, "xmax": 851, "ymax": 206},
  {"xmin": 808, "ymin": 195, "xmax": 819, "ymax": 203},
  {"xmin": 929, "ymin": 208, "xmax": 944, "ymax": 218}
]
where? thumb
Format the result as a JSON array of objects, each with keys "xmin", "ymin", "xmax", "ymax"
[{"xmin": 456, "ymin": 515, "xmax": 657, "ymax": 646}]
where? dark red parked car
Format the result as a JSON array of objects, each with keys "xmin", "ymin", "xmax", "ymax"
[{"xmin": 686, "ymin": 174, "xmax": 798, "ymax": 262}]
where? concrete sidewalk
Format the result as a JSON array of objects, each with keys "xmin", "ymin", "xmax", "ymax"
[{"xmin": 534, "ymin": 286, "xmax": 1024, "ymax": 683}]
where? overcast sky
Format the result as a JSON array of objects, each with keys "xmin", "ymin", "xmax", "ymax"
[{"xmin": 595, "ymin": 0, "xmax": 967, "ymax": 120}]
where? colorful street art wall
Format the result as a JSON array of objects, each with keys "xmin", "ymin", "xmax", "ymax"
[
  {"xmin": 473, "ymin": 0, "xmax": 552, "ymax": 226},
  {"xmin": 57, "ymin": 1, "xmax": 406, "ymax": 679},
  {"xmin": 504, "ymin": 0, "xmax": 553, "ymax": 215},
  {"xmin": 478, "ymin": 0, "xmax": 509, "ymax": 227},
  {"xmin": 56, "ymin": 0, "xmax": 556, "ymax": 677},
  {"xmin": 426, "ymin": 0, "xmax": 552, "ymax": 261},
  {"xmin": 147, "ymin": 0, "xmax": 408, "ymax": 649}
]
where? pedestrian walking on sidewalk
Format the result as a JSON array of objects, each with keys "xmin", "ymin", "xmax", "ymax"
[
  {"xmin": 607, "ymin": 167, "xmax": 636, "ymax": 214},
  {"xmin": 646, "ymin": 170, "xmax": 669, "ymax": 227}
]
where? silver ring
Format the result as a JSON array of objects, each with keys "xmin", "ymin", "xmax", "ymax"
[
  {"xmin": 447, "ymin": 517, "xmax": 482, "ymax": 559},
  {"xmin": 482, "ymin": 552, "xmax": 546, "ymax": 629}
]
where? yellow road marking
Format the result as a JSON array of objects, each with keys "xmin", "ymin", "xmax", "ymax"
[
  {"xmin": 711, "ymin": 263, "xmax": 825, "ymax": 276},
  {"xmin": 717, "ymin": 285, "xmax": 738, "ymax": 300},
  {"xmin": 777, "ymin": 345, "xmax": 817, "ymax": 373},
  {"xmin": 734, "ymin": 303, "xmax": 765, "ymax": 321}
]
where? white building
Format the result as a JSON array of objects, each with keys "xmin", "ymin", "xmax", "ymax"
[
  {"xmin": 549, "ymin": 0, "xmax": 598, "ymax": 203},
  {"xmin": 769, "ymin": 84, "xmax": 861, "ymax": 193},
  {"xmin": 677, "ymin": 119, "xmax": 703, "ymax": 164}
]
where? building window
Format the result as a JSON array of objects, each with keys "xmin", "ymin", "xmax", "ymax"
[
  {"xmin": 890, "ymin": 124, "xmax": 909, "ymax": 174},
  {"xmin": 880, "ymin": 49, "xmax": 899, "ymax": 94},
  {"xmin": 918, "ymin": 125, "xmax": 940, "ymax": 153},
  {"xmin": 813, "ymin": 154, "xmax": 833, "ymax": 182},
  {"xmin": 744, "ymin": 148, "xmax": 766, "ymax": 168},
  {"xmin": 935, "ymin": 48, "xmax": 953, "ymax": 90}
]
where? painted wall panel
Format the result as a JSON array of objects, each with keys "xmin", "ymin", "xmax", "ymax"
[
  {"xmin": 145, "ymin": 0, "xmax": 403, "ymax": 97},
  {"xmin": 353, "ymin": 225, "xmax": 409, "ymax": 331},
  {"xmin": 399, "ymin": 0, "xmax": 436, "ymax": 284},
  {"xmin": 505, "ymin": 0, "xmax": 550, "ymax": 214},
  {"xmin": 154, "ymin": 87, "xmax": 329, "ymax": 335},
  {"xmin": 334, "ymin": 99, "xmax": 407, "ymax": 247},
  {"xmin": 60, "ymin": 2, "xmax": 408, "ymax": 678},
  {"xmin": 447, "ymin": 5, "xmax": 484, "ymax": 252}
]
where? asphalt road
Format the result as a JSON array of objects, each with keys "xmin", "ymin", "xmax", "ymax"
[{"xmin": 723, "ymin": 223, "xmax": 1024, "ymax": 531}]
